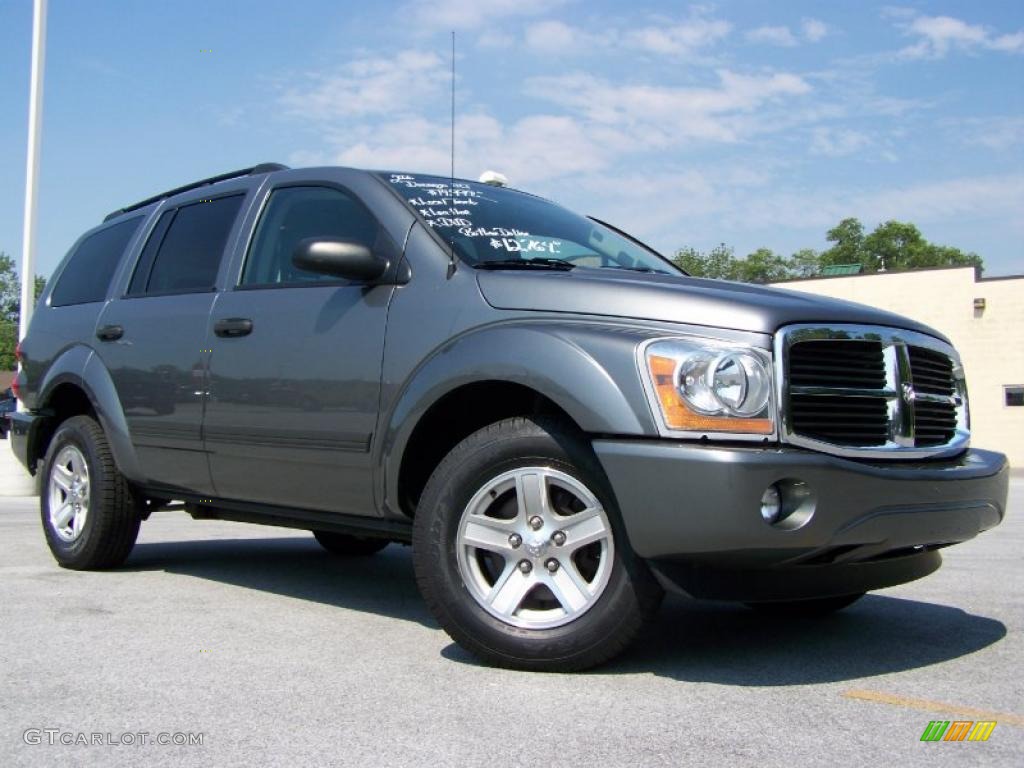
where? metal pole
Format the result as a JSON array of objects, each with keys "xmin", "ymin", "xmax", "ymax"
[{"xmin": 19, "ymin": 0, "xmax": 47, "ymax": 345}]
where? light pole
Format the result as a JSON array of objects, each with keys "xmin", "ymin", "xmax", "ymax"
[{"xmin": 19, "ymin": 0, "xmax": 47, "ymax": 348}]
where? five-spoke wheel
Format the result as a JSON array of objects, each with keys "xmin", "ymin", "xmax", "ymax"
[
  {"xmin": 40, "ymin": 415, "xmax": 140, "ymax": 570},
  {"xmin": 456, "ymin": 467, "xmax": 614, "ymax": 629},
  {"xmin": 413, "ymin": 416, "xmax": 662, "ymax": 671},
  {"xmin": 47, "ymin": 445, "xmax": 91, "ymax": 542}
]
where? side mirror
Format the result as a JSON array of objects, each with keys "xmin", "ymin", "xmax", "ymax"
[{"xmin": 292, "ymin": 238, "xmax": 390, "ymax": 282}]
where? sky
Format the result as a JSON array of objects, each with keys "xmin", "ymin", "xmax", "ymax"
[{"xmin": 1, "ymin": 0, "xmax": 1023, "ymax": 279}]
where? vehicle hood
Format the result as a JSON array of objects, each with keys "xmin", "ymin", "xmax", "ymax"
[{"xmin": 476, "ymin": 268, "xmax": 947, "ymax": 340}]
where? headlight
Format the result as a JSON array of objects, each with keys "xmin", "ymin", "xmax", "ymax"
[{"xmin": 640, "ymin": 338, "xmax": 774, "ymax": 436}]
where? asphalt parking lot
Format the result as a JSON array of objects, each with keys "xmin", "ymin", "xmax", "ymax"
[{"xmin": 1, "ymin": 459, "xmax": 1021, "ymax": 767}]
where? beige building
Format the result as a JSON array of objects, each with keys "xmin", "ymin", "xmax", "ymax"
[{"xmin": 770, "ymin": 266, "xmax": 1023, "ymax": 467}]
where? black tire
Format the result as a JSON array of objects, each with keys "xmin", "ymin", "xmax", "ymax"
[
  {"xmin": 40, "ymin": 415, "xmax": 141, "ymax": 570},
  {"xmin": 745, "ymin": 592, "xmax": 866, "ymax": 616},
  {"xmin": 412, "ymin": 416, "xmax": 662, "ymax": 672},
  {"xmin": 312, "ymin": 530, "xmax": 390, "ymax": 556}
]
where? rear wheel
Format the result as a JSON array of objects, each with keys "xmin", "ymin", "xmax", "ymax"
[
  {"xmin": 312, "ymin": 530, "xmax": 389, "ymax": 556},
  {"xmin": 412, "ymin": 416, "xmax": 662, "ymax": 672},
  {"xmin": 40, "ymin": 415, "xmax": 140, "ymax": 570},
  {"xmin": 745, "ymin": 592, "xmax": 865, "ymax": 616}
]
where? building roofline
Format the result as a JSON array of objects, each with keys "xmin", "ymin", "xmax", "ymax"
[{"xmin": 773, "ymin": 263, "xmax": 1024, "ymax": 285}]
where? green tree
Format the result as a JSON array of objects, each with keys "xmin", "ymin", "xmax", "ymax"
[
  {"xmin": 863, "ymin": 220, "xmax": 925, "ymax": 271},
  {"xmin": 673, "ymin": 243, "xmax": 737, "ymax": 280},
  {"xmin": 862, "ymin": 221, "xmax": 981, "ymax": 271},
  {"xmin": 735, "ymin": 247, "xmax": 790, "ymax": 284},
  {"xmin": 0, "ymin": 252, "xmax": 19, "ymax": 321},
  {"xmin": 787, "ymin": 248, "xmax": 821, "ymax": 278},
  {"xmin": 0, "ymin": 251, "xmax": 47, "ymax": 370},
  {"xmin": 820, "ymin": 217, "xmax": 866, "ymax": 268},
  {"xmin": 0, "ymin": 321, "xmax": 16, "ymax": 371}
]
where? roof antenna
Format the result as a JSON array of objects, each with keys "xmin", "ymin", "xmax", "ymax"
[{"xmin": 447, "ymin": 30, "xmax": 458, "ymax": 279}]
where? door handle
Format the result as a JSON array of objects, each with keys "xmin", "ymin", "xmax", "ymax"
[
  {"xmin": 96, "ymin": 324, "xmax": 124, "ymax": 341},
  {"xmin": 214, "ymin": 318, "xmax": 254, "ymax": 338}
]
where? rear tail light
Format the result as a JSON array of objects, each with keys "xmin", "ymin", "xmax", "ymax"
[{"xmin": 12, "ymin": 342, "xmax": 23, "ymax": 400}]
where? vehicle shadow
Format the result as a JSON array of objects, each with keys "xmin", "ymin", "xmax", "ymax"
[
  {"xmin": 443, "ymin": 594, "xmax": 1007, "ymax": 684},
  {"xmin": 125, "ymin": 536, "xmax": 436, "ymax": 628},
  {"xmin": 126, "ymin": 537, "xmax": 1006, "ymax": 684}
]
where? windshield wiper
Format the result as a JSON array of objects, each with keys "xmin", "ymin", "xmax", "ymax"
[
  {"xmin": 601, "ymin": 265, "xmax": 665, "ymax": 274},
  {"xmin": 475, "ymin": 258, "xmax": 576, "ymax": 271}
]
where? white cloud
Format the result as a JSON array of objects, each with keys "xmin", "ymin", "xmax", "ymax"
[
  {"xmin": 489, "ymin": 15, "xmax": 731, "ymax": 57},
  {"xmin": 860, "ymin": 174, "xmax": 1024, "ymax": 223},
  {"xmin": 279, "ymin": 51, "xmax": 449, "ymax": 120},
  {"xmin": 958, "ymin": 116, "xmax": 1024, "ymax": 150},
  {"xmin": 899, "ymin": 14, "xmax": 1024, "ymax": 58},
  {"xmin": 288, "ymin": 108, "xmax": 609, "ymax": 185},
  {"xmin": 522, "ymin": 20, "xmax": 611, "ymax": 54},
  {"xmin": 625, "ymin": 17, "xmax": 732, "ymax": 55},
  {"xmin": 810, "ymin": 127, "xmax": 871, "ymax": 157},
  {"xmin": 801, "ymin": 18, "xmax": 829, "ymax": 42},
  {"xmin": 726, "ymin": 173, "xmax": 1024, "ymax": 233},
  {"xmin": 746, "ymin": 26, "xmax": 798, "ymax": 47},
  {"xmin": 402, "ymin": 0, "xmax": 566, "ymax": 31},
  {"xmin": 525, "ymin": 69, "xmax": 812, "ymax": 145}
]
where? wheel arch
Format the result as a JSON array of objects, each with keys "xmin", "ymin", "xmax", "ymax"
[
  {"xmin": 30, "ymin": 346, "xmax": 143, "ymax": 482},
  {"xmin": 382, "ymin": 323, "xmax": 654, "ymax": 518}
]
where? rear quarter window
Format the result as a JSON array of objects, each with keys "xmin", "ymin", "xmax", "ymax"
[{"xmin": 50, "ymin": 217, "xmax": 143, "ymax": 306}]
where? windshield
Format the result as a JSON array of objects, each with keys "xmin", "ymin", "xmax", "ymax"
[{"xmin": 384, "ymin": 173, "xmax": 681, "ymax": 274}]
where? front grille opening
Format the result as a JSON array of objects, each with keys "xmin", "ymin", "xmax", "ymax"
[
  {"xmin": 915, "ymin": 401, "xmax": 957, "ymax": 446},
  {"xmin": 789, "ymin": 339, "xmax": 885, "ymax": 388},
  {"xmin": 908, "ymin": 346, "xmax": 955, "ymax": 396},
  {"xmin": 789, "ymin": 393, "xmax": 889, "ymax": 446}
]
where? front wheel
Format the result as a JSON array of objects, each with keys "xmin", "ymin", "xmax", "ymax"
[{"xmin": 412, "ymin": 416, "xmax": 662, "ymax": 672}]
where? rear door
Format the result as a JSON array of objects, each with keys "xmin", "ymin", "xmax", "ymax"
[
  {"xmin": 93, "ymin": 189, "xmax": 249, "ymax": 494},
  {"xmin": 202, "ymin": 177, "xmax": 394, "ymax": 515}
]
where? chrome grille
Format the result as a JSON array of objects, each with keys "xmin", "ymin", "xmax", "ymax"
[{"xmin": 776, "ymin": 325, "xmax": 969, "ymax": 459}]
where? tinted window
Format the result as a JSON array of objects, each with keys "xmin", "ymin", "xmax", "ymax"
[
  {"xmin": 242, "ymin": 186, "xmax": 378, "ymax": 286},
  {"xmin": 127, "ymin": 209, "xmax": 174, "ymax": 295},
  {"xmin": 50, "ymin": 217, "xmax": 142, "ymax": 306},
  {"xmin": 1006, "ymin": 386, "xmax": 1024, "ymax": 407},
  {"xmin": 144, "ymin": 195, "xmax": 243, "ymax": 294}
]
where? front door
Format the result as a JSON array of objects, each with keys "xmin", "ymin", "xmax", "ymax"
[{"xmin": 203, "ymin": 184, "xmax": 393, "ymax": 515}]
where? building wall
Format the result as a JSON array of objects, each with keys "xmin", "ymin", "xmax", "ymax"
[{"xmin": 769, "ymin": 267, "xmax": 1023, "ymax": 467}]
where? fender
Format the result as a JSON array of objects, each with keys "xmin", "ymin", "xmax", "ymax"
[
  {"xmin": 378, "ymin": 320, "xmax": 660, "ymax": 515},
  {"xmin": 36, "ymin": 345, "xmax": 145, "ymax": 483}
]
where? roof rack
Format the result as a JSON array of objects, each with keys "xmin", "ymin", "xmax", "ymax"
[{"xmin": 103, "ymin": 163, "xmax": 289, "ymax": 221}]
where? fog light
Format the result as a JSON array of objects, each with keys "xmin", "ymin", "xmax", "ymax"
[{"xmin": 760, "ymin": 485, "xmax": 782, "ymax": 524}]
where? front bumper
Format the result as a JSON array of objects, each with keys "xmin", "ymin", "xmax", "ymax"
[{"xmin": 593, "ymin": 440, "xmax": 1008, "ymax": 601}]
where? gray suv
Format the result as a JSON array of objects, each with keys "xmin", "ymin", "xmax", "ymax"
[{"xmin": 9, "ymin": 164, "xmax": 1009, "ymax": 671}]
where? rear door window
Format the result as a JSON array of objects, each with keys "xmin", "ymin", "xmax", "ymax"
[
  {"xmin": 50, "ymin": 217, "xmax": 143, "ymax": 306},
  {"xmin": 136, "ymin": 195, "xmax": 244, "ymax": 295}
]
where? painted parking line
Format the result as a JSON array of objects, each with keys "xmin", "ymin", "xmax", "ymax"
[{"xmin": 843, "ymin": 689, "xmax": 1024, "ymax": 728}]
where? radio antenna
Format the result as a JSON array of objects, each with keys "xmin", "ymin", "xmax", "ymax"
[{"xmin": 447, "ymin": 30, "xmax": 457, "ymax": 278}]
